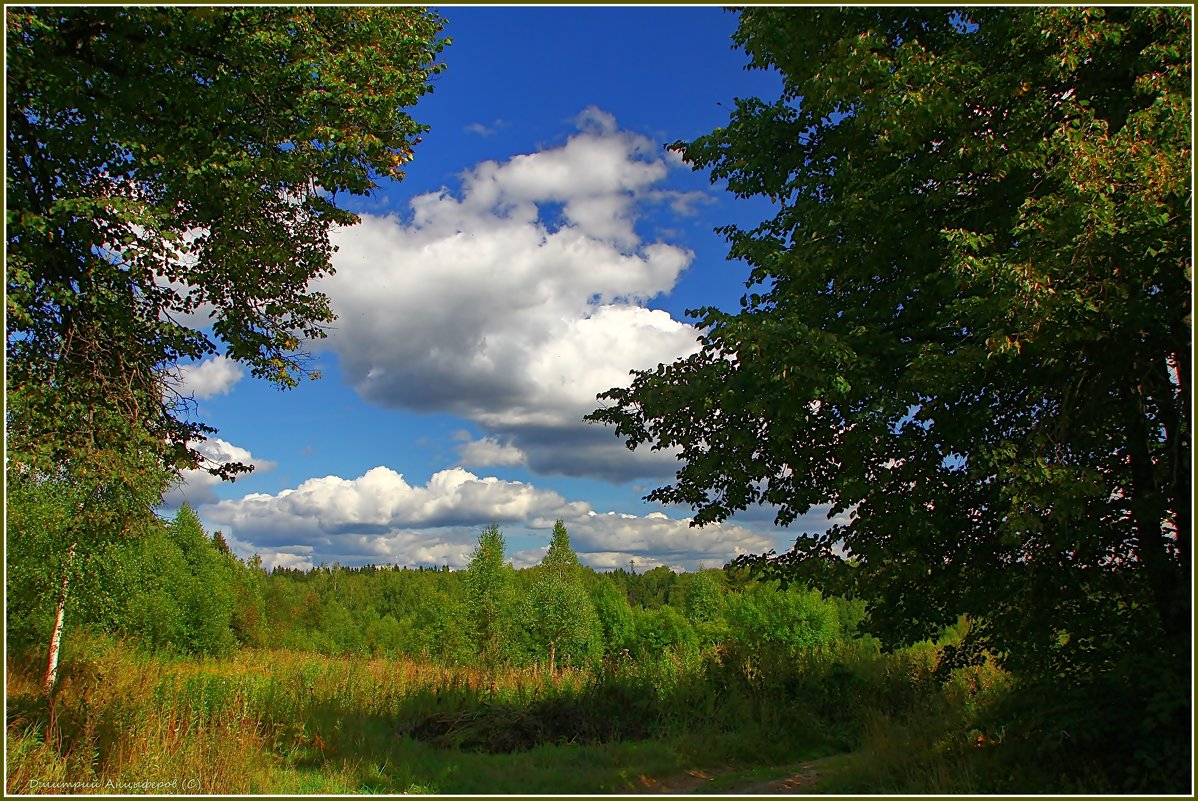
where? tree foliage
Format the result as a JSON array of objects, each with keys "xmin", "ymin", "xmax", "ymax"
[
  {"xmin": 588, "ymin": 8, "xmax": 1190, "ymax": 784},
  {"xmin": 5, "ymin": 478, "xmax": 91, "ymax": 649},
  {"xmin": 589, "ymin": 6, "xmax": 1190, "ymax": 659},
  {"xmin": 724, "ymin": 584, "xmax": 840, "ymax": 657},
  {"xmin": 6, "ymin": 6, "xmax": 448, "ymax": 489},
  {"xmin": 632, "ymin": 605, "xmax": 699, "ymax": 660},
  {"xmin": 6, "ymin": 6, "xmax": 447, "ymax": 689},
  {"xmin": 590, "ymin": 580, "xmax": 636, "ymax": 655},
  {"xmin": 519, "ymin": 521, "xmax": 602, "ymax": 670},
  {"xmin": 7, "ymin": 495, "xmax": 250, "ymax": 658},
  {"xmin": 683, "ymin": 569, "xmax": 726, "ymax": 625},
  {"xmin": 682, "ymin": 569, "xmax": 729, "ymax": 647},
  {"xmin": 518, "ymin": 575, "xmax": 603, "ymax": 671}
]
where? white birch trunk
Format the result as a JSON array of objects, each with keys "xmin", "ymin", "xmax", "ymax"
[{"xmin": 42, "ymin": 541, "xmax": 77, "ymax": 696}]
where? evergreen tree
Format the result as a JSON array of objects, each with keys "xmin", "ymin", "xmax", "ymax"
[
  {"xmin": 464, "ymin": 524, "xmax": 515, "ymax": 664},
  {"xmin": 541, "ymin": 519, "xmax": 582, "ymax": 581}
]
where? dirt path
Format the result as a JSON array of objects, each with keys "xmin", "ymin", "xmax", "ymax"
[
  {"xmin": 720, "ymin": 756, "xmax": 840, "ymax": 794},
  {"xmin": 630, "ymin": 768, "xmax": 717, "ymax": 794},
  {"xmin": 631, "ymin": 755, "xmax": 847, "ymax": 795}
]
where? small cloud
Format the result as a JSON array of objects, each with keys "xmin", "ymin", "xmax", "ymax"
[
  {"xmin": 465, "ymin": 119, "xmax": 507, "ymax": 137},
  {"xmin": 559, "ymin": 508, "xmax": 777, "ymax": 573},
  {"xmin": 257, "ymin": 549, "xmax": 315, "ymax": 572},
  {"xmin": 575, "ymin": 106, "xmax": 617, "ymax": 135},
  {"xmin": 172, "ymin": 355, "xmax": 244, "ymax": 399},
  {"xmin": 161, "ymin": 437, "xmax": 275, "ymax": 509},
  {"xmin": 509, "ymin": 546, "xmax": 548, "ymax": 569},
  {"xmin": 647, "ymin": 188, "xmax": 715, "ymax": 217},
  {"xmin": 577, "ymin": 551, "xmax": 669, "ymax": 572},
  {"xmin": 456, "ymin": 435, "xmax": 527, "ymax": 468},
  {"xmin": 664, "ymin": 146, "xmax": 690, "ymax": 167}
]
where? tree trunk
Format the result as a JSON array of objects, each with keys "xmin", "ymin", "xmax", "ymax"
[
  {"xmin": 43, "ymin": 541, "xmax": 77, "ymax": 697},
  {"xmin": 1161, "ymin": 351, "xmax": 1191, "ymax": 583},
  {"xmin": 1125, "ymin": 384, "xmax": 1184, "ymax": 640}
]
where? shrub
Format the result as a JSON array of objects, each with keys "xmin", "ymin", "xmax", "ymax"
[
  {"xmin": 725, "ymin": 582, "xmax": 840, "ymax": 657},
  {"xmin": 590, "ymin": 580, "xmax": 635, "ymax": 655},
  {"xmin": 632, "ymin": 605, "xmax": 699, "ymax": 661}
]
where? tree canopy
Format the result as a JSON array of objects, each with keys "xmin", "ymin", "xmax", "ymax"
[
  {"xmin": 588, "ymin": 6, "xmax": 1190, "ymax": 682},
  {"xmin": 6, "ymin": 7, "xmax": 448, "ymax": 494}
]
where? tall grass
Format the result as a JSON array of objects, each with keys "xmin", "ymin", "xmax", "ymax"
[
  {"xmin": 8, "ymin": 630, "xmax": 1017, "ymax": 794},
  {"xmin": 8, "ymin": 632, "xmax": 664, "ymax": 793}
]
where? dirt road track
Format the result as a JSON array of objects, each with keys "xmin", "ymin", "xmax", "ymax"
[{"xmin": 632, "ymin": 755, "xmax": 845, "ymax": 795}]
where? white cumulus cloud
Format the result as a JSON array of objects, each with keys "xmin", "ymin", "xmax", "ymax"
[
  {"xmin": 455, "ymin": 435, "xmax": 527, "ymax": 468},
  {"xmin": 202, "ymin": 466, "xmax": 575, "ymax": 547},
  {"xmin": 318, "ymin": 108, "xmax": 705, "ymax": 482},
  {"xmin": 553, "ymin": 509, "xmax": 777, "ymax": 573}
]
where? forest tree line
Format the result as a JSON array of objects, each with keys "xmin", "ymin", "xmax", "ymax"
[{"xmin": 7, "ymin": 492, "xmax": 872, "ymax": 672}]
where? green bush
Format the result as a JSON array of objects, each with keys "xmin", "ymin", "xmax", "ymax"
[
  {"xmin": 632, "ymin": 605, "xmax": 699, "ymax": 661},
  {"xmin": 590, "ymin": 580, "xmax": 635, "ymax": 655},
  {"xmin": 725, "ymin": 582, "xmax": 840, "ymax": 656}
]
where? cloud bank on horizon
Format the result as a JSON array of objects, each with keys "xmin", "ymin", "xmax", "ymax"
[{"xmin": 202, "ymin": 464, "xmax": 779, "ymax": 574}]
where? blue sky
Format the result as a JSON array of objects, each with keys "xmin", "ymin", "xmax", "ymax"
[{"xmin": 167, "ymin": 7, "xmax": 850, "ymax": 573}]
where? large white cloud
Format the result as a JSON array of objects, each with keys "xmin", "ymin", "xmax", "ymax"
[
  {"xmin": 319, "ymin": 108, "xmax": 705, "ymax": 482},
  {"xmin": 201, "ymin": 465, "xmax": 571, "ymax": 570}
]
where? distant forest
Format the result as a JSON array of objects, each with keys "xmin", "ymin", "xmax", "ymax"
[{"xmin": 8, "ymin": 498, "xmax": 867, "ymax": 670}]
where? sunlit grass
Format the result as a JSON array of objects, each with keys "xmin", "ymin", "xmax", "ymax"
[{"xmin": 7, "ymin": 630, "xmax": 1019, "ymax": 794}]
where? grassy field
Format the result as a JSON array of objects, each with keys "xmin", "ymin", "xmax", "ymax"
[{"xmin": 7, "ymin": 631, "xmax": 1020, "ymax": 794}]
